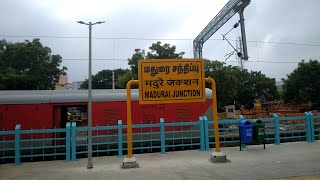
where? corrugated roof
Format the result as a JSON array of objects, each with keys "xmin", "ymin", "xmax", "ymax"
[{"xmin": 0, "ymin": 88, "xmax": 212, "ymax": 104}]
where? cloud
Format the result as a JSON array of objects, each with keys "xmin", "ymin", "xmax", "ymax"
[{"xmin": 0, "ymin": 0, "xmax": 319, "ymax": 82}]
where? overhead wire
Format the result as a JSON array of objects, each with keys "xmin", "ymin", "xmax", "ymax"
[
  {"xmin": 225, "ymin": 60, "xmax": 304, "ymax": 64},
  {"xmin": 62, "ymin": 58, "xmax": 127, "ymax": 61},
  {"xmin": 1, "ymin": 34, "xmax": 320, "ymax": 46},
  {"xmin": 61, "ymin": 58, "xmax": 307, "ymax": 64},
  {"xmin": 1, "ymin": 34, "xmax": 318, "ymax": 64}
]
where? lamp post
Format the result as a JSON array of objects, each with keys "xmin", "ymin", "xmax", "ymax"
[{"xmin": 77, "ymin": 20, "xmax": 105, "ymax": 169}]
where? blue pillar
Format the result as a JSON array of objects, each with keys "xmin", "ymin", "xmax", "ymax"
[
  {"xmin": 65, "ymin": 122, "xmax": 71, "ymax": 162},
  {"xmin": 273, "ymin": 113, "xmax": 280, "ymax": 145},
  {"xmin": 71, "ymin": 122, "xmax": 77, "ymax": 161},
  {"xmin": 199, "ymin": 116, "xmax": 205, "ymax": 151},
  {"xmin": 203, "ymin": 116, "xmax": 210, "ymax": 150},
  {"xmin": 304, "ymin": 112, "xmax": 311, "ymax": 143},
  {"xmin": 309, "ymin": 112, "xmax": 315, "ymax": 142},
  {"xmin": 239, "ymin": 115, "xmax": 246, "ymax": 148},
  {"xmin": 14, "ymin": 124, "xmax": 21, "ymax": 165},
  {"xmin": 117, "ymin": 120, "xmax": 123, "ymax": 157},
  {"xmin": 160, "ymin": 118, "xmax": 166, "ymax": 154}
]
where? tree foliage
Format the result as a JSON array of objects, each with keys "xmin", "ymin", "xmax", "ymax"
[
  {"xmin": 127, "ymin": 49, "xmax": 145, "ymax": 75},
  {"xmin": 232, "ymin": 68, "xmax": 279, "ymax": 109},
  {"xmin": 118, "ymin": 41, "xmax": 185, "ymax": 88},
  {"xmin": 204, "ymin": 60, "xmax": 237, "ymax": 110},
  {"xmin": 0, "ymin": 39, "xmax": 67, "ymax": 90},
  {"xmin": 117, "ymin": 70, "xmax": 136, "ymax": 89},
  {"xmin": 204, "ymin": 60, "xmax": 279, "ymax": 110},
  {"xmin": 146, "ymin": 41, "xmax": 185, "ymax": 59},
  {"xmin": 81, "ymin": 68, "xmax": 129, "ymax": 89},
  {"xmin": 283, "ymin": 60, "xmax": 320, "ymax": 109},
  {"xmin": 127, "ymin": 42, "xmax": 184, "ymax": 74}
]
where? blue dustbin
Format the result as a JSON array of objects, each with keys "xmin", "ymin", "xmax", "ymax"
[{"xmin": 238, "ymin": 120, "xmax": 253, "ymax": 143}]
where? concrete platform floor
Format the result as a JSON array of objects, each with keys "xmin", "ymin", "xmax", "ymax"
[{"xmin": 1, "ymin": 141, "xmax": 320, "ymax": 180}]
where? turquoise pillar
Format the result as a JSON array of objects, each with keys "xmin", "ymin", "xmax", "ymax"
[{"xmin": 118, "ymin": 120, "xmax": 123, "ymax": 157}]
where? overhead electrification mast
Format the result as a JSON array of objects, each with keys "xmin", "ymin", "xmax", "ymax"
[{"xmin": 193, "ymin": 0, "xmax": 250, "ymax": 60}]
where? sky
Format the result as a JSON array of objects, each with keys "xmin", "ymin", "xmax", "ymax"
[{"xmin": 1, "ymin": 0, "xmax": 319, "ymax": 83}]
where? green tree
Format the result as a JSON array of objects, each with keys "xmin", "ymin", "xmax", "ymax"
[
  {"xmin": 146, "ymin": 41, "xmax": 185, "ymax": 59},
  {"xmin": 117, "ymin": 70, "xmax": 136, "ymax": 88},
  {"xmin": 232, "ymin": 68, "xmax": 279, "ymax": 109},
  {"xmin": 81, "ymin": 68, "xmax": 129, "ymax": 89},
  {"xmin": 204, "ymin": 60, "xmax": 237, "ymax": 111},
  {"xmin": 128, "ymin": 49, "xmax": 145, "ymax": 75},
  {"xmin": 118, "ymin": 41, "xmax": 185, "ymax": 88},
  {"xmin": 204, "ymin": 60, "xmax": 278, "ymax": 110},
  {"xmin": 283, "ymin": 60, "xmax": 320, "ymax": 109},
  {"xmin": 0, "ymin": 39, "xmax": 67, "ymax": 90}
]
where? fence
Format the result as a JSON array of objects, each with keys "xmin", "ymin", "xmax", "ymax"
[
  {"xmin": 206, "ymin": 115, "xmax": 276, "ymax": 149},
  {"xmin": 0, "ymin": 124, "xmax": 70, "ymax": 165},
  {"xmin": 1, "ymin": 112, "xmax": 318, "ymax": 165},
  {"xmin": 314, "ymin": 114, "xmax": 320, "ymax": 140}
]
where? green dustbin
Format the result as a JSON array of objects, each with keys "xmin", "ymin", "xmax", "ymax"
[{"xmin": 252, "ymin": 119, "xmax": 265, "ymax": 142}]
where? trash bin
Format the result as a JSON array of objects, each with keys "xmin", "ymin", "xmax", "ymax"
[
  {"xmin": 238, "ymin": 120, "xmax": 253, "ymax": 143},
  {"xmin": 252, "ymin": 119, "xmax": 265, "ymax": 142}
]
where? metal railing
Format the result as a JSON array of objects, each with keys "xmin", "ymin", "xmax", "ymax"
[
  {"xmin": 1, "ymin": 123, "xmax": 70, "ymax": 165},
  {"xmin": 1, "ymin": 112, "xmax": 318, "ymax": 165},
  {"xmin": 71, "ymin": 117, "xmax": 203, "ymax": 160},
  {"xmin": 314, "ymin": 114, "xmax": 320, "ymax": 140},
  {"xmin": 73, "ymin": 123, "xmax": 119, "ymax": 159},
  {"xmin": 205, "ymin": 115, "xmax": 275, "ymax": 149},
  {"xmin": 0, "ymin": 129, "xmax": 15, "ymax": 163}
]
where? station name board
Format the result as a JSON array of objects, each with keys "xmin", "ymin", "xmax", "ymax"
[{"xmin": 138, "ymin": 59, "xmax": 205, "ymax": 104}]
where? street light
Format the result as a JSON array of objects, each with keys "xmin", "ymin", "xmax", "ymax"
[{"xmin": 77, "ymin": 20, "xmax": 105, "ymax": 169}]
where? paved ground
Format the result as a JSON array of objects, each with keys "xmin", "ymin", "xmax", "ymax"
[
  {"xmin": 273, "ymin": 177, "xmax": 320, "ymax": 180},
  {"xmin": 1, "ymin": 141, "xmax": 320, "ymax": 180}
]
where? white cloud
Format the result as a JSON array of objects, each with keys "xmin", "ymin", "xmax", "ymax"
[
  {"xmin": 1, "ymin": 0, "xmax": 320, "ymax": 82},
  {"xmin": 34, "ymin": 0, "xmax": 121, "ymax": 22}
]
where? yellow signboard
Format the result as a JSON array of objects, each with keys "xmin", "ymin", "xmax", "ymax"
[{"xmin": 138, "ymin": 59, "xmax": 205, "ymax": 104}]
